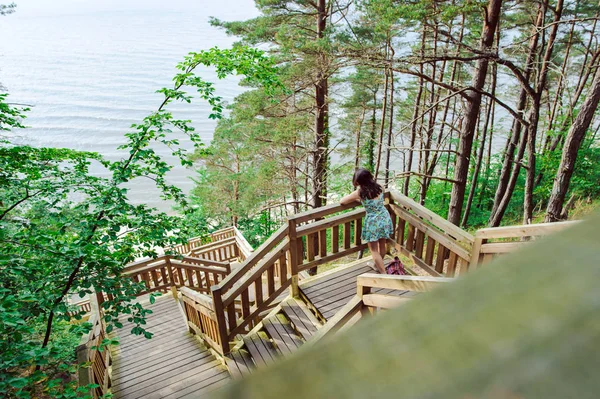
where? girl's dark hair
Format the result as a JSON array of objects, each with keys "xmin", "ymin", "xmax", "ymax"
[{"xmin": 352, "ymin": 168, "xmax": 382, "ymax": 200}]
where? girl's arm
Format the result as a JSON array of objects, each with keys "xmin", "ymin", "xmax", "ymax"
[{"xmin": 340, "ymin": 189, "xmax": 361, "ymax": 205}]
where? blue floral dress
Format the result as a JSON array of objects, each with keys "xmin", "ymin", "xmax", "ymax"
[{"xmin": 361, "ymin": 194, "xmax": 394, "ymax": 243}]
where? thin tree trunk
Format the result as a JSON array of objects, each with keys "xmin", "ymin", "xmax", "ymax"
[
  {"xmin": 545, "ymin": 67, "xmax": 600, "ymax": 222},
  {"xmin": 367, "ymin": 88, "xmax": 378, "ymax": 172},
  {"xmin": 312, "ymin": 0, "xmax": 329, "ymax": 209},
  {"xmin": 447, "ymin": 0, "xmax": 502, "ymax": 226},
  {"xmin": 384, "ymin": 47, "xmax": 395, "ymax": 187},
  {"xmin": 489, "ymin": 5, "xmax": 544, "ymax": 226},
  {"xmin": 374, "ymin": 44, "xmax": 390, "ymax": 180},
  {"xmin": 524, "ymin": 0, "xmax": 564, "ymax": 224},
  {"xmin": 403, "ymin": 26, "xmax": 427, "ymax": 195},
  {"xmin": 354, "ymin": 107, "xmax": 367, "ymax": 170},
  {"xmin": 462, "ymin": 63, "xmax": 497, "ymax": 227}
]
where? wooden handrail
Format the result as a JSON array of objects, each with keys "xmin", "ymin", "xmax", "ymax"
[
  {"xmin": 474, "ymin": 220, "xmax": 578, "ymax": 239},
  {"xmin": 76, "ymin": 298, "xmax": 111, "ymax": 399},
  {"xmin": 216, "ymin": 224, "xmax": 289, "ymax": 292},
  {"xmin": 357, "ymin": 274, "xmax": 454, "ymax": 293},
  {"xmin": 470, "ymin": 220, "xmax": 579, "ymax": 268}
]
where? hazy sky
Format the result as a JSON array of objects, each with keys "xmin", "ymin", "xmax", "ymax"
[{"xmin": 6, "ymin": 0, "xmax": 258, "ymax": 17}]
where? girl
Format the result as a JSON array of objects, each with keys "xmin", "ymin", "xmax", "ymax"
[{"xmin": 340, "ymin": 168, "xmax": 393, "ymax": 274}]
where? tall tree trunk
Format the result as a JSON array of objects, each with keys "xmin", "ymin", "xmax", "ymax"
[
  {"xmin": 523, "ymin": 0, "xmax": 564, "ymax": 224},
  {"xmin": 375, "ymin": 43, "xmax": 390, "ymax": 180},
  {"xmin": 384, "ymin": 48, "xmax": 395, "ymax": 187},
  {"xmin": 312, "ymin": 0, "xmax": 329, "ymax": 209},
  {"xmin": 545, "ymin": 67, "xmax": 600, "ymax": 222},
  {"xmin": 461, "ymin": 63, "xmax": 497, "ymax": 227},
  {"xmin": 489, "ymin": 5, "xmax": 544, "ymax": 225},
  {"xmin": 447, "ymin": 0, "xmax": 502, "ymax": 226},
  {"xmin": 354, "ymin": 107, "xmax": 366, "ymax": 170},
  {"xmin": 403, "ymin": 26, "xmax": 427, "ymax": 195},
  {"xmin": 367, "ymin": 89, "xmax": 378, "ymax": 172}
]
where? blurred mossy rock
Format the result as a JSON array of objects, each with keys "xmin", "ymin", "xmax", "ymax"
[{"xmin": 212, "ymin": 212, "xmax": 600, "ymax": 399}]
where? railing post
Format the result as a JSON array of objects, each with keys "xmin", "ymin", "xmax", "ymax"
[
  {"xmin": 357, "ymin": 281, "xmax": 373, "ymax": 316},
  {"xmin": 287, "ymin": 218, "xmax": 300, "ymax": 298},
  {"xmin": 165, "ymin": 256, "xmax": 178, "ymax": 299},
  {"xmin": 211, "ymin": 285, "xmax": 230, "ymax": 355}
]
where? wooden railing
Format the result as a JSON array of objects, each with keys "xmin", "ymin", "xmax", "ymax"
[
  {"xmin": 76, "ymin": 301, "xmax": 111, "ymax": 398},
  {"xmin": 188, "ymin": 237, "xmax": 241, "ymax": 263},
  {"xmin": 180, "ymin": 287, "xmax": 229, "ymax": 356},
  {"xmin": 170, "ymin": 226, "xmax": 240, "ymax": 255},
  {"xmin": 211, "ymin": 225, "xmax": 292, "ymax": 353},
  {"xmin": 186, "ymin": 191, "xmax": 580, "ymax": 355},
  {"xmin": 387, "ymin": 190, "xmax": 474, "ymax": 277},
  {"xmin": 95, "ymin": 255, "xmax": 230, "ymax": 306},
  {"xmin": 470, "ymin": 220, "xmax": 578, "ymax": 268},
  {"xmin": 307, "ymin": 274, "xmax": 452, "ymax": 345}
]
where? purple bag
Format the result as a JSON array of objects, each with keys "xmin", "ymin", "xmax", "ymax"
[{"xmin": 385, "ymin": 256, "xmax": 407, "ymax": 275}]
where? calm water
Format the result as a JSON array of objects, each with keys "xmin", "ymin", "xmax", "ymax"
[{"xmin": 0, "ymin": 0, "xmax": 257, "ymax": 212}]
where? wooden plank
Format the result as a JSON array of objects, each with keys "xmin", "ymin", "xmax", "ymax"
[
  {"xmin": 344, "ymin": 222, "xmax": 351, "ymax": 249},
  {"xmin": 171, "ymin": 370, "xmax": 230, "ymax": 399},
  {"xmin": 267, "ymin": 264, "xmax": 276, "ymax": 296},
  {"xmin": 282, "ymin": 300, "xmax": 317, "ymax": 339},
  {"xmin": 273, "ymin": 314, "xmax": 303, "ymax": 348},
  {"xmin": 332, "ymin": 224, "xmax": 339, "ymax": 254},
  {"xmin": 305, "ymin": 296, "xmax": 362, "ymax": 346},
  {"xmin": 356, "ymin": 274, "xmax": 453, "ymax": 293},
  {"xmin": 263, "ymin": 318, "xmax": 293, "ymax": 356},
  {"xmin": 447, "ymin": 252, "xmax": 458, "ymax": 277},
  {"xmin": 144, "ymin": 365, "xmax": 229, "ymax": 399},
  {"xmin": 435, "ymin": 244, "xmax": 447, "ymax": 273},
  {"xmin": 307, "ymin": 233, "xmax": 316, "ymax": 262},
  {"xmin": 291, "ymin": 298, "xmax": 322, "ymax": 330},
  {"xmin": 474, "ymin": 220, "xmax": 577, "ymax": 239},
  {"xmin": 112, "ymin": 357, "xmax": 220, "ymax": 399},
  {"xmin": 355, "ymin": 218, "xmax": 362, "ymax": 246},
  {"xmin": 396, "ymin": 218, "xmax": 406, "ymax": 246},
  {"xmin": 425, "ymin": 237, "xmax": 436, "ymax": 265},
  {"xmin": 479, "ymin": 241, "xmax": 527, "ymax": 254},
  {"xmin": 406, "ymin": 224, "xmax": 415, "ymax": 251},
  {"xmin": 319, "ymin": 229, "xmax": 327, "ymax": 257},
  {"xmin": 296, "ymin": 209, "xmax": 365, "ymax": 237},
  {"xmin": 362, "ymin": 294, "xmax": 412, "ymax": 309},
  {"xmin": 414, "ymin": 229, "xmax": 425, "ymax": 259},
  {"xmin": 243, "ymin": 335, "xmax": 267, "ymax": 367}
]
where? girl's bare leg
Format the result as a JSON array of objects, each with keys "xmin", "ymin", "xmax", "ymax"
[
  {"xmin": 368, "ymin": 241, "xmax": 386, "ymax": 274},
  {"xmin": 378, "ymin": 238, "xmax": 387, "ymax": 258}
]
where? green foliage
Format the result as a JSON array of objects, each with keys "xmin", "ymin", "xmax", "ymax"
[{"xmin": 1, "ymin": 47, "xmax": 281, "ymax": 398}]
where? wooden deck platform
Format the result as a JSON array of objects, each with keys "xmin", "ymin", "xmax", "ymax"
[
  {"xmin": 299, "ymin": 258, "xmax": 417, "ymax": 320},
  {"xmin": 110, "ymin": 296, "xmax": 229, "ymax": 399}
]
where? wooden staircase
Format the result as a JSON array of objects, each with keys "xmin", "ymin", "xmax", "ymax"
[{"xmin": 226, "ymin": 297, "xmax": 323, "ymax": 378}]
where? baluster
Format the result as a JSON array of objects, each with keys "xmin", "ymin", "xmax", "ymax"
[
  {"xmin": 447, "ymin": 252, "xmax": 458, "ymax": 276},
  {"xmin": 414, "ymin": 230, "xmax": 425, "ymax": 259},
  {"xmin": 344, "ymin": 222, "xmax": 351, "ymax": 249},
  {"xmin": 406, "ymin": 224, "xmax": 416, "ymax": 251},
  {"xmin": 254, "ymin": 277, "xmax": 263, "ymax": 307},
  {"xmin": 267, "ymin": 264, "xmax": 275, "ymax": 296},
  {"xmin": 319, "ymin": 229, "xmax": 327, "ymax": 257},
  {"xmin": 425, "ymin": 237, "xmax": 436, "ymax": 266},
  {"xmin": 211, "ymin": 286, "xmax": 231, "ymax": 355},
  {"xmin": 241, "ymin": 290, "xmax": 250, "ymax": 320},
  {"xmin": 332, "ymin": 224, "xmax": 339, "ymax": 254},
  {"xmin": 307, "ymin": 233, "xmax": 315, "ymax": 262},
  {"xmin": 435, "ymin": 244, "xmax": 448, "ymax": 273},
  {"xmin": 279, "ymin": 255, "xmax": 288, "ymax": 283},
  {"xmin": 355, "ymin": 218, "xmax": 362, "ymax": 246}
]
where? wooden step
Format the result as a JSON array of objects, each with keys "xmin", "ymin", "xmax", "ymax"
[
  {"xmin": 262, "ymin": 314, "xmax": 304, "ymax": 356},
  {"xmin": 242, "ymin": 332, "xmax": 279, "ymax": 368},
  {"xmin": 281, "ymin": 298, "xmax": 321, "ymax": 340},
  {"xmin": 226, "ymin": 349, "xmax": 254, "ymax": 379}
]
